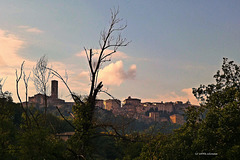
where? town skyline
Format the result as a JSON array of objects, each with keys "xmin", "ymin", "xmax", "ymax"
[
  {"xmin": 26, "ymin": 79, "xmax": 190, "ymax": 125},
  {"xmin": 1, "ymin": 1, "xmax": 240, "ymax": 105}
]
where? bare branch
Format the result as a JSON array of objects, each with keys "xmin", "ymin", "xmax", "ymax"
[
  {"xmin": 16, "ymin": 61, "xmax": 24, "ymax": 106},
  {"xmin": 99, "ymin": 90, "xmax": 121, "ymax": 105},
  {"xmin": 16, "ymin": 61, "xmax": 31, "ymax": 126},
  {"xmin": 56, "ymin": 106, "xmax": 78, "ymax": 132},
  {"xmin": 23, "ymin": 71, "xmax": 39, "ymax": 127},
  {"xmin": 100, "ymin": 50, "xmax": 116, "ymax": 61},
  {"xmin": 23, "ymin": 71, "xmax": 31, "ymax": 109},
  {"xmin": 86, "ymin": 7, "xmax": 130, "ymax": 99},
  {"xmin": 0, "ymin": 77, "xmax": 7, "ymax": 97},
  {"xmin": 46, "ymin": 67, "xmax": 84, "ymax": 105},
  {"xmin": 33, "ymin": 55, "xmax": 52, "ymax": 123},
  {"xmin": 84, "ymin": 48, "xmax": 94, "ymax": 75},
  {"xmin": 32, "ymin": 55, "xmax": 52, "ymax": 94}
]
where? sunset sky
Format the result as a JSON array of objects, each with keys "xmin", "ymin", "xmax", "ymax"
[{"xmin": 1, "ymin": 0, "xmax": 240, "ymax": 105}]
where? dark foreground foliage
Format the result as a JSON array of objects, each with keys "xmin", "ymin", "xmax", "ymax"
[{"xmin": 0, "ymin": 94, "xmax": 175, "ymax": 160}]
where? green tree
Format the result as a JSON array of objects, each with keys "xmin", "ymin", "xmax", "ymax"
[
  {"xmin": 17, "ymin": 127, "xmax": 66, "ymax": 160},
  {"xmin": 0, "ymin": 93, "xmax": 18, "ymax": 159},
  {"xmin": 191, "ymin": 58, "xmax": 240, "ymax": 158},
  {"xmin": 137, "ymin": 58, "xmax": 240, "ymax": 159}
]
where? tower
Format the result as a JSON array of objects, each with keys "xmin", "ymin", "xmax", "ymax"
[{"xmin": 51, "ymin": 80, "xmax": 58, "ymax": 99}]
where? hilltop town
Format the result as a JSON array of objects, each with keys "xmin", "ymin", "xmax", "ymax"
[
  {"xmin": 95, "ymin": 96, "xmax": 194, "ymax": 125},
  {"xmin": 25, "ymin": 80, "xmax": 197, "ymax": 125}
]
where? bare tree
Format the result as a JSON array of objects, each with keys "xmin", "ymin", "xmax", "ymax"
[
  {"xmin": 0, "ymin": 77, "xmax": 7, "ymax": 98},
  {"xmin": 16, "ymin": 62, "xmax": 39, "ymax": 128},
  {"xmin": 23, "ymin": 70, "xmax": 31, "ymax": 110},
  {"xmin": 49, "ymin": 8, "xmax": 129, "ymax": 105},
  {"xmin": 86, "ymin": 8, "xmax": 129, "ymax": 101},
  {"xmin": 75, "ymin": 8, "xmax": 130, "ymax": 159},
  {"xmin": 23, "ymin": 69, "xmax": 39, "ymax": 127},
  {"xmin": 16, "ymin": 61, "xmax": 30, "ymax": 126},
  {"xmin": 32, "ymin": 55, "xmax": 52, "ymax": 122},
  {"xmin": 44, "ymin": 8, "xmax": 130, "ymax": 159}
]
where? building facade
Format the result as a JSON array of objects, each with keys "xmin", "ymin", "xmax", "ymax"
[{"xmin": 27, "ymin": 80, "xmax": 74, "ymax": 109}]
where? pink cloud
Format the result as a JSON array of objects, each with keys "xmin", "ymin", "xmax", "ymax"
[
  {"xmin": 141, "ymin": 88, "xmax": 199, "ymax": 105},
  {"xmin": 0, "ymin": 29, "xmax": 29, "ymax": 100},
  {"xmin": 98, "ymin": 60, "xmax": 137, "ymax": 86},
  {"xmin": 0, "ymin": 29, "xmax": 35, "ymax": 69},
  {"xmin": 0, "ymin": 29, "xmax": 69, "ymax": 102},
  {"xmin": 78, "ymin": 71, "xmax": 89, "ymax": 79},
  {"xmin": 18, "ymin": 25, "xmax": 44, "ymax": 33}
]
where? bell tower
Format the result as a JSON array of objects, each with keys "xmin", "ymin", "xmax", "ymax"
[{"xmin": 51, "ymin": 80, "xmax": 58, "ymax": 99}]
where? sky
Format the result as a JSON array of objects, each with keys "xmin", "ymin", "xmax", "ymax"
[{"xmin": 1, "ymin": 0, "xmax": 240, "ymax": 105}]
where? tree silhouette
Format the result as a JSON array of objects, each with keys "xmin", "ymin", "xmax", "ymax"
[{"xmin": 46, "ymin": 8, "xmax": 130, "ymax": 159}]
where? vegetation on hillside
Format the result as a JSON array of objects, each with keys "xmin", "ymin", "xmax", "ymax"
[{"xmin": 1, "ymin": 58, "xmax": 239, "ymax": 159}]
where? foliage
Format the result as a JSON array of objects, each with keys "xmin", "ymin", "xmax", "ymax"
[
  {"xmin": 193, "ymin": 57, "xmax": 240, "ymax": 104},
  {"xmin": 17, "ymin": 127, "xmax": 66, "ymax": 160},
  {"xmin": 46, "ymin": 113, "xmax": 74, "ymax": 133},
  {"xmin": 0, "ymin": 95, "xmax": 18, "ymax": 159},
  {"xmin": 137, "ymin": 58, "xmax": 240, "ymax": 159},
  {"xmin": 93, "ymin": 136, "xmax": 122, "ymax": 160},
  {"xmin": 0, "ymin": 94, "xmax": 71, "ymax": 159},
  {"xmin": 66, "ymin": 102, "xmax": 96, "ymax": 159}
]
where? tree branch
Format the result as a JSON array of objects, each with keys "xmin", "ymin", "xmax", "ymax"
[{"xmin": 56, "ymin": 106, "xmax": 79, "ymax": 132}]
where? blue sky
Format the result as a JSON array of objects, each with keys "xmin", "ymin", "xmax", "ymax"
[{"xmin": 1, "ymin": 0, "xmax": 240, "ymax": 104}]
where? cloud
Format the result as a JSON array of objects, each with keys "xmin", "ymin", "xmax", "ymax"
[
  {"xmin": 0, "ymin": 29, "xmax": 26, "ymax": 68},
  {"xmin": 0, "ymin": 29, "xmax": 72, "ymax": 102},
  {"xmin": 141, "ymin": 88, "xmax": 199, "ymax": 105},
  {"xmin": 0, "ymin": 29, "xmax": 31, "ymax": 100},
  {"xmin": 98, "ymin": 60, "xmax": 137, "ymax": 86},
  {"xmin": 75, "ymin": 49, "xmax": 129, "ymax": 60},
  {"xmin": 78, "ymin": 71, "xmax": 89, "ymax": 78},
  {"xmin": 0, "ymin": 28, "xmax": 90, "ymax": 103},
  {"xmin": 18, "ymin": 25, "xmax": 44, "ymax": 33}
]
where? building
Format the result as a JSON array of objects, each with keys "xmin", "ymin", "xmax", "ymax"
[
  {"xmin": 170, "ymin": 114, "xmax": 185, "ymax": 125},
  {"xmin": 96, "ymin": 99, "xmax": 104, "ymax": 109},
  {"xmin": 122, "ymin": 96, "xmax": 141, "ymax": 117},
  {"xmin": 26, "ymin": 82, "xmax": 194, "ymax": 125},
  {"xmin": 108, "ymin": 96, "xmax": 194, "ymax": 124},
  {"xmin": 51, "ymin": 80, "xmax": 58, "ymax": 99},
  {"xmin": 149, "ymin": 112, "xmax": 160, "ymax": 121},
  {"xmin": 123, "ymin": 96, "xmax": 141, "ymax": 106},
  {"xmin": 174, "ymin": 101, "xmax": 190, "ymax": 114},
  {"xmin": 104, "ymin": 99, "xmax": 121, "ymax": 110},
  {"xmin": 27, "ymin": 80, "xmax": 74, "ymax": 109}
]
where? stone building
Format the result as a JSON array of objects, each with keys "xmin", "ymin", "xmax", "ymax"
[
  {"xmin": 27, "ymin": 80, "xmax": 74, "ymax": 109},
  {"xmin": 170, "ymin": 114, "xmax": 185, "ymax": 125},
  {"xmin": 104, "ymin": 99, "xmax": 121, "ymax": 110},
  {"xmin": 122, "ymin": 96, "xmax": 141, "ymax": 117},
  {"xmin": 162, "ymin": 102, "xmax": 174, "ymax": 112},
  {"xmin": 123, "ymin": 96, "xmax": 141, "ymax": 106},
  {"xmin": 141, "ymin": 101, "xmax": 174, "ymax": 113},
  {"xmin": 174, "ymin": 101, "xmax": 190, "ymax": 114},
  {"xmin": 95, "ymin": 99, "xmax": 104, "ymax": 109},
  {"xmin": 149, "ymin": 112, "xmax": 160, "ymax": 121}
]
